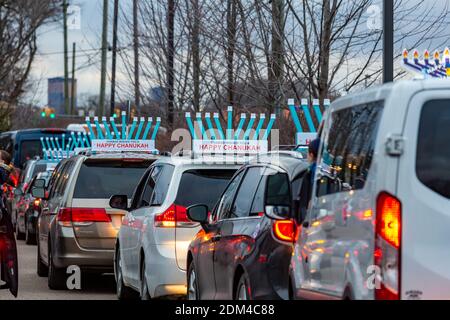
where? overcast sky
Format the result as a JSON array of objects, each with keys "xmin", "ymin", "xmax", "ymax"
[{"xmin": 28, "ymin": 0, "xmax": 450, "ymax": 107}]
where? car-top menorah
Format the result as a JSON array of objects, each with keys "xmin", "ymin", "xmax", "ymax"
[
  {"xmin": 185, "ymin": 106, "xmax": 276, "ymax": 156},
  {"xmin": 288, "ymin": 98, "xmax": 330, "ymax": 146},
  {"xmin": 402, "ymin": 48, "xmax": 450, "ymax": 79},
  {"xmin": 40, "ymin": 132, "xmax": 90, "ymax": 162},
  {"xmin": 85, "ymin": 111, "xmax": 161, "ymax": 153}
]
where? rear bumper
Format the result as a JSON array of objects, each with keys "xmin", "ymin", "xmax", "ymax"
[
  {"xmin": 146, "ymin": 243, "xmax": 187, "ymax": 298},
  {"xmin": 52, "ymin": 227, "xmax": 114, "ymax": 271}
]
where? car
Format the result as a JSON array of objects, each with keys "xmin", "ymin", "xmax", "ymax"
[
  {"xmin": 17, "ymin": 170, "xmax": 54, "ymax": 245},
  {"xmin": 32, "ymin": 153, "xmax": 158, "ymax": 289},
  {"xmin": 110, "ymin": 156, "xmax": 241, "ymax": 300},
  {"xmin": 185, "ymin": 152, "xmax": 309, "ymax": 300},
  {"xmin": 290, "ymin": 79, "xmax": 450, "ymax": 300},
  {"xmin": 0, "ymin": 205, "xmax": 18, "ymax": 297},
  {"xmin": 13, "ymin": 160, "xmax": 56, "ymax": 240}
]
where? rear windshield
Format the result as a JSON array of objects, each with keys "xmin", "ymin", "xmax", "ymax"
[
  {"xmin": 175, "ymin": 169, "xmax": 236, "ymax": 209},
  {"xmin": 20, "ymin": 140, "xmax": 42, "ymax": 165},
  {"xmin": 417, "ymin": 100, "xmax": 450, "ymax": 199},
  {"xmin": 73, "ymin": 161, "xmax": 149, "ymax": 199}
]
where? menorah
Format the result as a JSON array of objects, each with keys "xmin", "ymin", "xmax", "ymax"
[{"xmin": 402, "ymin": 48, "xmax": 450, "ymax": 79}]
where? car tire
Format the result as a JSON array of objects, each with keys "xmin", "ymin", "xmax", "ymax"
[
  {"xmin": 235, "ymin": 273, "xmax": 251, "ymax": 300},
  {"xmin": 187, "ymin": 262, "xmax": 199, "ymax": 300},
  {"xmin": 25, "ymin": 216, "xmax": 36, "ymax": 245},
  {"xmin": 15, "ymin": 217, "xmax": 25, "ymax": 240},
  {"xmin": 48, "ymin": 245, "xmax": 66, "ymax": 290},
  {"xmin": 115, "ymin": 246, "xmax": 138, "ymax": 300},
  {"xmin": 36, "ymin": 239, "xmax": 48, "ymax": 277},
  {"xmin": 140, "ymin": 259, "xmax": 151, "ymax": 300}
]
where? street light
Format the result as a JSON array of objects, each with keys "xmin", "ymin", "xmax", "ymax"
[{"xmin": 383, "ymin": 0, "xmax": 394, "ymax": 83}]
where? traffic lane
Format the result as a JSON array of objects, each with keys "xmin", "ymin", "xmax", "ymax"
[{"xmin": 0, "ymin": 240, "xmax": 117, "ymax": 300}]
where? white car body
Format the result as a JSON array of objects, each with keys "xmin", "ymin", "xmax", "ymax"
[
  {"xmin": 291, "ymin": 79, "xmax": 450, "ymax": 300},
  {"xmin": 115, "ymin": 156, "xmax": 242, "ymax": 298}
]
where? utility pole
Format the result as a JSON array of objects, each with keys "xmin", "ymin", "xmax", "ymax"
[
  {"xmin": 167, "ymin": 0, "xmax": 175, "ymax": 126},
  {"xmin": 63, "ymin": 0, "xmax": 70, "ymax": 115},
  {"xmin": 99, "ymin": 0, "xmax": 109, "ymax": 117},
  {"xmin": 71, "ymin": 42, "xmax": 76, "ymax": 115},
  {"xmin": 133, "ymin": 0, "xmax": 140, "ymax": 115},
  {"xmin": 383, "ymin": 0, "xmax": 394, "ymax": 83},
  {"xmin": 110, "ymin": 0, "xmax": 119, "ymax": 117}
]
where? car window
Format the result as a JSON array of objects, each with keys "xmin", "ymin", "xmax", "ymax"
[
  {"xmin": 49, "ymin": 162, "xmax": 67, "ymax": 198},
  {"xmin": 54, "ymin": 161, "xmax": 74, "ymax": 198},
  {"xmin": 213, "ymin": 170, "xmax": 245, "ymax": 222},
  {"xmin": 73, "ymin": 160, "xmax": 149, "ymax": 199},
  {"xmin": 139, "ymin": 166, "xmax": 163, "ymax": 208},
  {"xmin": 151, "ymin": 165, "xmax": 174, "ymax": 206},
  {"xmin": 130, "ymin": 169, "xmax": 152, "ymax": 210},
  {"xmin": 416, "ymin": 99, "xmax": 450, "ymax": 199},
  {"xmin": 250, "ymin": 167, "xmax": 277, "ymax": 216},
  {"xmin": 229, "ymin": 167, "xmax": 264, "ymax": 219},
  {"xmin": 317, "ymin": 101, "xmax": 384, "ymax": 197}
]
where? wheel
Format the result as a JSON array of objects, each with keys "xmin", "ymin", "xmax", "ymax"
[
  {"xmin": 115, "ymin": 246, "xmax": 138, "ymax": 300},
  {"xmin": 25, "ymin": 216, "xmax": 36, "ymax": 245},
  {"xmin": 235, "ymin": 273, "xmax": 251, "ymax": 300},
  {"xmin": 140, "ymin": 259, "xmax": 151, "ymax": 300},
  {"xmin": 36, "ymin": 238, "xmax": 48, "ymax": 277},
  {"xmin": 15, "ymin": 216, "xmax": 25, "ymax": 240},
  {"xmin": 187, "ymin": 262, "xmax": 199, "ymax": 300},
  {"xmin": 48, "ymin": 244, "xmax": 66, "ymax": 290}
]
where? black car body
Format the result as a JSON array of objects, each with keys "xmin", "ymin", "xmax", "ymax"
[{"xmin": 186, "ymin": 152, "xmax": 309, "ymax": 300}]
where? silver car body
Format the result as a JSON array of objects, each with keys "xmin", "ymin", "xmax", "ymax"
[
  {"xmin": 116, "ymin": 156, "xmax": 242, "ymax": 298},
  {"xmin": 291, "ymin": 79, "xmax": 450, "ymax": 300}
]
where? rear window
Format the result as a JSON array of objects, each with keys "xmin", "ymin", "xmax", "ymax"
[
  {"xmin": 417, "ymin": 100, "xmax": 450, "ymax": 199},
  {"xmin": 20, "ymin": 140, "xmax": 42, "ymax": 165},
  {"xmin": 73, "ymin": 161, "xmax": 149, "ymax": 199},
  {"xmin": 175, "ymin": 169, "xmax": 236, "ymax": 209}
]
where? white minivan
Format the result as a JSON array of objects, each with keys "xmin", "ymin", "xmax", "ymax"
[{"xmin": 290, "ymin": 79, "xmax": 450, "ymax": 300}]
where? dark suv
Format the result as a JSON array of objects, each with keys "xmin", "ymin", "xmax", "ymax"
[{"xmin": 186, "ymin": 152, "xmax": 309, "ymax": 300}]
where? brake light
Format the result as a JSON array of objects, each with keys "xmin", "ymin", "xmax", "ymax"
[
  {"xmin": 154, "ymin": 204, "xmax": 197, "ymax": 228},
  {"xmin": 57, "ymin": 208, "xmax": 111, "ymax": 226},
  {"xmin": 273, "ymin": 220, "xmax": 296, "ymax": 242},
  {"xmin": 33, "ymin": 199, "xmax": 41, "ymax": 209},
  {"xmin": 375, "ymin": 192, "xmax": 401, "ymax": 300}
]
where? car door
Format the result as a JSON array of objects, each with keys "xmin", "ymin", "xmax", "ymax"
[
  {"xmin": 196, "ymin": 169, "xmax": 245, "ymax": 300},
  {"xmin": 400, "ymin": 94, "xmax": 450, "ymax": 299},
  {"xmin": 127, "ymin": 165, "xmax": 163, "ymax": 286},
  {"xmin": 0, "ymin": 205, "xmax": 18, "ymax": 297},
  {"xmin": 39, "ymin": 162, "xmax": 68, "ymax": 263},
  {"xmin": 213, "ymin": 166, "xmax": 264, "ymax": 299},
  {"xmin": 120, "ymin": 168, "xmax": 152, "ymax": 283}
]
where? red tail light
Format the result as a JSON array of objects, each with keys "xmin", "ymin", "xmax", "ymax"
[
  {"xmin": 57, "ymin": 208, "xmax": 111, "ymax": 226},
  {"xmin": 375, "ymin": 192, "xmax": 401, "ymax": 300},
  {"xmin": 154, "ymin": 204, "xmax": 197, "ymax": 228},
  {"xmin": 273, "ymin": 220, "xmax": 297, "ymax": 242},
  {"xmin": 33, "ymin": 199, "xmax": 41, "ymax": 209}
]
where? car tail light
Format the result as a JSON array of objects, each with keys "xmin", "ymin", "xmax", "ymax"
[
  {"xmin": 375, "ymin": 192, "xmax": 401, "ymax": 300},
  {"xmin": 154, "ymin": 204, "xmax": 197, "ymax": 228},
  {"xmin": 57, "ymin": 208, "xmax": 111, "ymax": 226},
  {"xmin": 33, "ymin": 199, "xmax": 41, "ymax": 209},
  {"xmin": 272, "ymin": 220, "xmax": 297, "ymax": 243}
]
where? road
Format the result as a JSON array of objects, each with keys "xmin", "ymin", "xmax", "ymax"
[{"xmin": 0, "ymin": 240, "xmax": 117, "ymax": 300}]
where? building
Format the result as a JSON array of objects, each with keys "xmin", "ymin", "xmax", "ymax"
[{"xmin": 48, "ymin": 77, "xmax": 77, "ymax": 115}]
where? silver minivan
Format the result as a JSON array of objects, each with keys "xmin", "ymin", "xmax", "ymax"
[
  {"xmin": 33, "ymin": 153, "xmax": 157, "ymax": 290},
  {"xmin": 290, "ymin": 79, "xmax": 450, "ymax": 300}
]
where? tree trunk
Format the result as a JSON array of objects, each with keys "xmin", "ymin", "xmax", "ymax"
[
  {"xmin": 269, "ymin": 0, "xmax": 285, "ymax": 113},
  {"xmin": 226, "ymin": 0, "xmax": 237, "ymax": 106},
  {"xmin": 192, "ymin": 0, "xmax": 200, "ymax": 112},
  {"xmin": 167, "ymin": 0, "xmax": 175, "ymax": 125}
]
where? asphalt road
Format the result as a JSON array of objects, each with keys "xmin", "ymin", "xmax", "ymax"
[{"xmin": 0, "ymin": 240, "xmax": 117, "ymax": 300}]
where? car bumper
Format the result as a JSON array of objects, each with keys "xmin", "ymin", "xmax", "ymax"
[
  {"xmin": 52, "ymin": 227, "xmax": 114, "ymax": 272},
  {"xmin": 145, "ymin": 243, "xmax": 187, "ymax": 298}
]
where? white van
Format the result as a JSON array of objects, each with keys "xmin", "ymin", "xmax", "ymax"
[{"xmin": 290, "ymin": 79, "xmax": 450, "ymax": 300}]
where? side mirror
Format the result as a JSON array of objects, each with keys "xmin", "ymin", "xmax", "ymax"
[
  {"xmin": 13, "ymin": 188, "xmax": 23, "ymax": 196},
  {"xmin": 34, "ymin": 179, "xmax": 46, "ymax": 188},
  {"xmin": 264, "ymin": 172, "xmax": 292, "ymax": 220},
  {"xmin": 31, "ymin": 187, "xmax": 46, "ymax": 200},
  {"xmin": 109, "ymin": 195, "xmax": 129, "ymax": 211},
  {"xmin": 186, "ymin": 204, "xmax": 209, "ymax": 224}
]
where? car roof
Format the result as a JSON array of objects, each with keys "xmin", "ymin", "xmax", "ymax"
[
  {"xmin": 248, "ymin": 151, "xmax": 310, "ymax": 178},
  {"xmin": 79, "ymin": 152, "xmax": 161, "ymax": 161},
  {"xmin": 154, "ymin": 155, "xmax": 246, "ymax": 168}
]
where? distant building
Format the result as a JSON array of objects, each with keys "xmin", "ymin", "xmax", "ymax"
[{"xmin": 48, "ymin": 77, "xmax": 77, "ymax": 115}]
